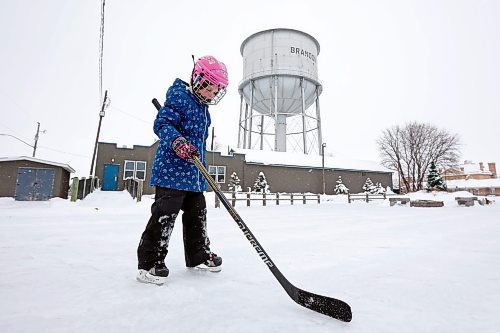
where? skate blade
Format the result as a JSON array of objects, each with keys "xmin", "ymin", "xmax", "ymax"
[
  {"xmin": 188, "ymin": 265, "xmax": 222, "ymax": 273},
  {"xmin": 136, "ymin": 270, "xmax": 167, "ymax": 285}
]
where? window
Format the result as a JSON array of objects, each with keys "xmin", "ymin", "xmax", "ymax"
[
  {"xmin": 208, "ymin": 165, "xmax": 226, "ymax": 183},
  {"xmin": 124, "ymin": 160, "xmax": 147, "ymax": 180},
  {"xmin": 124, "ymin": 161, "xmax": 135, "ymax": 179},
  {"xmin": 136, "ymin": 161, "xmax": 146, "ymax": 180}
]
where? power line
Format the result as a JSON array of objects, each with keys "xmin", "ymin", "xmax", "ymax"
[
  {"xmin": 0, "ymin": 122, "xmax": 24, "ymax": 139},
  {"xmin": 108, "ymin": 105, "xmax": 151, "ymax": 124},
  {"xmin": 99, "ymin": 0, "xmax": 106, "ymax": 103},
  {"xmin": 38, "ymin": 146, "xmax": 91, "ymax": 159},
  {"xmin": 0, "ymin": 133, "xmax": 89, "ymax": 159},
  {"xmin": 0, "ymin": 133, "xmax": 33, "ymax": 148}
]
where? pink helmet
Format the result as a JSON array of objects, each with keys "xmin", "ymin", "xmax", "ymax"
[
  {"xmin": 192, "ymin": 55, "xmax": 228, "ymax": 89},
  {"xmin": 191, "ymin": 55, "xmax": 228, "ymax": 105}
]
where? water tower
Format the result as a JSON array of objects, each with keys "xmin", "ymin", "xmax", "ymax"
[{"xmin": 238, "ymin": 28, "xmax": 323, "ymax": 154}]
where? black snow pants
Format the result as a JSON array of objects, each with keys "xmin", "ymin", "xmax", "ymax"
[{"xmin": 137, "ymin": 186, "xmax": 211, "ymax": 270}]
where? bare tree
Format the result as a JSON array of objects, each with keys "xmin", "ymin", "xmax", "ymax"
[{"xmin": 377, "ymin": 122, "xmax": 460, "ymax": 192}]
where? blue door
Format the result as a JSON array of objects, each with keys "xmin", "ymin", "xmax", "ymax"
[
  {"xmin": 15, "ymin": 168, "xmax": 55, "ymax": 201},
  {"xmin": 102, "ymin": 164, "xmax": 119, "ymax": 191}
]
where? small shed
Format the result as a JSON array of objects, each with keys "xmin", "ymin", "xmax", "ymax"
[{"xmin": 0, "ymin": 156, "xmax": 75, "ymax": 201}]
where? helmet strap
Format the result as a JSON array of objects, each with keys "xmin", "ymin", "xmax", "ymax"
[{"xmin": 193, "ymin": 74, "xmax": 203, "ymax": 86}]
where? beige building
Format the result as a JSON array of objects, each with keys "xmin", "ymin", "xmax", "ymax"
[
  {"xmin": 442, "ymin": 160, "xmax": 497, "ymax": 181},
  {"xmin": 443, "ymin": 161, "xmax": 499, "ymax": 196}
]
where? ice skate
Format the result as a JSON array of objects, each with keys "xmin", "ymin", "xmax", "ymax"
[
  {"xmin": 136, "ymin": 264, "xmax": 169, "ymax": 285},
  {"xmin": 190, "ymin": 252, "xmax": 222, "ymax": 272}
]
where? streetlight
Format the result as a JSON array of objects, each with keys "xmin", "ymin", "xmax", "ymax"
[
  {"xmin": 1, "ymin": 122, "xmax": 45, "ymax": 157},
  {"xmin": 322, "ymin": 142, "xmax": 326, "ymax": 195}
]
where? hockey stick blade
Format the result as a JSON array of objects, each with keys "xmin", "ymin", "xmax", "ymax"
[
  {"xmin": 272, "ymin": 265, "xmax": 352, "ymax": 321},
  {"xmin": 296, "ymin": 288, "xmax": 352, "ymax": 322},
  {"xmin": 151, "ymin": 98, "xmax": 352, "ymax": 322}
]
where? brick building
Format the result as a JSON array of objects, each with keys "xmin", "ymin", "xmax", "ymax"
[
  {"xmin": 443, "ymin": 161, "xmax": 499, "ymax": 196},
  {"xmin": 94, "ymin": 141, "xmax": 393, "ymax": 195}
]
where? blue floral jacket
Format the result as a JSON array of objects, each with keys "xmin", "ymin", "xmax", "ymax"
[{"xmin": 150, "ymin": 79, "xmax": 211, "ymax": 192}]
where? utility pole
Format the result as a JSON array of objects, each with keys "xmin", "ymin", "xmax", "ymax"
[
  {"xmin": 90, "ymin": 90, "xmax": 109, "ymax": 177},
  {"xmin": 32, "ymin": 122, "xmax": 41, "ymax": 157},
  {"xmin": 322, "ymin": 142, "xmax": 326, "ymax": 195},
  {"xmin": 211, "ymin": 127, "xmax": 215, "ymax": 151}
]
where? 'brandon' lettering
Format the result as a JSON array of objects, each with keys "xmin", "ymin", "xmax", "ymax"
[{"xmin": 290, "ymin": 47, "xmax": 316, "ymax": 62}]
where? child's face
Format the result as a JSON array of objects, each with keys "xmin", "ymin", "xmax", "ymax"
[{"xmin": 197, "ymin": 83, "xmax": 219, "ymax": 101}]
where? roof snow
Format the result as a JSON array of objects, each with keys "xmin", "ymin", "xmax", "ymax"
[
  {"xmin": 0, "ymin": 156, "xmax": 76, "ymax": 173},
  {"xmin": 458, "ymin": 160, "xmax": 493, "ymax": 175},
  {"xmin": 230, "ymin": 148, "xmax": 391, "ymax": 173},
  {"xmin": 447, "ymin": 178, "xmax": 500, "ymax": 188}
]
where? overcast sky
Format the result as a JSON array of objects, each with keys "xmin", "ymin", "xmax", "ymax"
[{"xmin": 1, "ymin": 0, "xmax": 499, "ymax": 177}]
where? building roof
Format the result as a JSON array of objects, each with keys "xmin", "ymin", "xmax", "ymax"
[
  {"xmin": 447, "ymin": 178, "xmax": 500, "ymax": 188},
  {"xmin": 0, "ymin": 156, "xmax": 76, "ymax": 173},
  {"xmin": 446, "ymin": 160, "xmax": 494, "ymax": 176},
  {"xmin": 230, "ymin": 148, "xmax": 392, "ymax": 173},
  {"xmin": 99, "ymin": 141, "xmax": 156, "ymax": 150}
]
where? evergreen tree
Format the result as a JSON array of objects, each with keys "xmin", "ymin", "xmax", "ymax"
[
  {"xmin": 253, "ymin": 171, "xmax": 270, "ymax": 193},
  {"xmin": 362, "ymin": 178, "xmax": 377, "ymax": 194},
  {"xmin": 228, "ymin": 171, "xmax": 242, "ymax": 192},
  {"xmin": 427, "ymin": 161, "xmax": 447, "ymax": 191},
  {"xmin": 374, "ymin": 182, "xmax": 386, "ymax": 194},
  {"xmin": 334, "ymin": 176, "xmax": 349, "ymax": 194}
]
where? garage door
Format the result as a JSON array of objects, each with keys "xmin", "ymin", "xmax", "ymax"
[{"xmin": 15, "ymin": 168, "xmax": 55, "ymax": 201}]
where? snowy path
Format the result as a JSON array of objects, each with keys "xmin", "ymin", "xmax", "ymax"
[{"xmin": 0, "ymin": 191, "xmax": 499, "ymax": 332}]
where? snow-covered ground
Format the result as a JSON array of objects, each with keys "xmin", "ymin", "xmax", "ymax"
[{"xmin": 0, "ymin": 190, "xmax": 499, "ymax": 333}]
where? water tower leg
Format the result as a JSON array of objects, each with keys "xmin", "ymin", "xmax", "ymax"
[
  {"xmin": 243, "ymin": 103, "xmax": 249, "ymax": 149},
  {"xmin": 315, "ymin": 87, "xmax": 323, "ymax": 151},
  {"xmin": 259, "ymin": 115, "xmax": 264, "ymax": 150},
  {"xmin": 276, "ymin": 114, "xmax": 287, "ymax": 152},
  {"xmin": 238, "ymin": 95, "xmax": 244, "ymax": 148},
  {"xmin": 274, "ymin": 75, "xmax": 282, "ymax": 151},
  {"xmin": 300, "ymin": 78, "xmax": 307, "ymax": 154},
  {"xmin": 248, "ymin": 81, "xmax": 254, "ymax": 149}
]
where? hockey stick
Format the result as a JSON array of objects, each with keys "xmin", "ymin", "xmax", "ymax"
[{"xmin": 152, "ymin": 98, "xmax": 352, "ymax": 322}]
